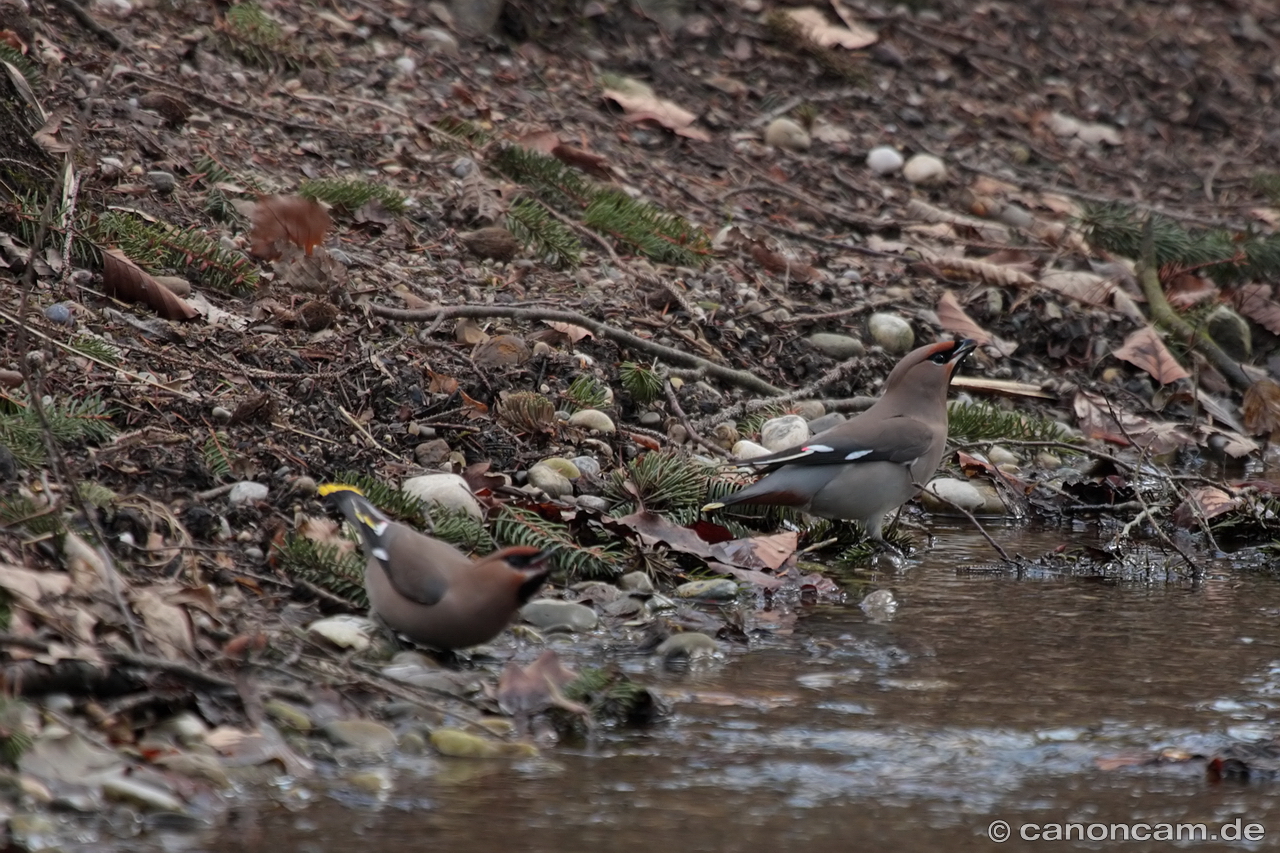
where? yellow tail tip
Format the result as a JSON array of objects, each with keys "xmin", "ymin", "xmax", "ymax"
[
  {"xmin": 319, "ymin": 483, "xmax": 365, "ymax": 498},
  {"xmin": 701, "ymin": 502, "xmax": 725, "ymax": 512}
]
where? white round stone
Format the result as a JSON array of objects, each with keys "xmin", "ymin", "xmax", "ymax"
[
  {"xmin": 866, "ymin": 145, "xmax": 905, "ymax": 175},
  {"xmin": 903, "ymin": 153, "xmax": 948, "ymax": 185},
  {"xmin": 731, "ymin": 439, "xmax": 771, "ymax": 460},
  {"xmin": 759, "ymin": 415, "xmax": 811, "ymax": 452},
  {"xmin": 402, "ymin": 473, "xmax": 483, "ymax": 521},
  {"xmin": 868, "ymin": 313, "xmax": 915, "ymax": 354},
  {"xmin": 764, "ymin": 117, "xmax": 811, "ymax": 152}
]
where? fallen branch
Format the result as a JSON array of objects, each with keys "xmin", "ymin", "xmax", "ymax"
[
  {"xmin": 369, "ymin": 303, "xmax": 784, "ymax": 396},
  {"xmin": 1136, "ymin": 218, "xmax": 1251, "ymax": 390}
]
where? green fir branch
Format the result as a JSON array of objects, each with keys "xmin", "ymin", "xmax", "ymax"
[
  {"xmin": 492, "ymin": 505, "xmax": 625, "ymax": 579},
  {"xmin": 277, "ymin": 535, "xmax": 368, "ymax": 607},
  {"xmin": 947, "ymin": 401, "xmax": 1077, "ymax": 446},
  {"xmin": 505, "ymin": 196, "xmax": 582, "ymax": 268},
  {"xmin": 300, "ymin": 178, "xmax": 407, "ymax": 215},
  {"xmin": 92, "ymin": 210, "xmax": 259, "ymax": 295},
  {"xmin": 619, "ymin": 361, "xmax": 663, "ymax": 405}
]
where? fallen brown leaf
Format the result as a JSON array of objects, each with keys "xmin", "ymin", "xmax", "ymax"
[
  {"xmin": 248, "ymin": 195, "xmax": 331, "ymax": 260},
  {"xmin": 1243, "ymin": 378, "xmax": 1280, "ymax": 437},
  {"xmin": 102, "ymin": 249, "xmax": 200, "ymax": 321},
  {"xmin": 1112, "ymin": 325, "xmax": 1190, "ymax": 385}
]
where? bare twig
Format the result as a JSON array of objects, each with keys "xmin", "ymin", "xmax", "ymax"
[
  {"xmin": 369, "ymin": 303, "xmax": 784, "ymax": 396},
  {"xmin": 913, "ymin": 479, "xmax": 1012, "ymax": 562},
  {"xmin": 665, "ymin": 380, "xmax": 731, "ymax": 459}
]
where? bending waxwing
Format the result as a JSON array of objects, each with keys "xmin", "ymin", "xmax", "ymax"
[
  {"xmin": 703, "ymin": 339, "xmax": 977, "ymax": 540},
  {"xmin": 319, "ymin": 484, "xmax": 554, "ymax": 649}
]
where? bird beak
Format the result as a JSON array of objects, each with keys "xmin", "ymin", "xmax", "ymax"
[{"xmin": 948, "ymin": 338, "xmax": 978, "ymax": 372}]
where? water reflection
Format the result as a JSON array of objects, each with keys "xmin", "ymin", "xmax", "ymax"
[{"xmin": 190, "ymin": 527, "xmax": 1280, "ymax": 853}]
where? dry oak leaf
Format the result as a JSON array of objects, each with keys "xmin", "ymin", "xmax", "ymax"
[
  {"xmin": 102, "ymin": 249, "xmax": 199, "ymax": 321},
  {"xmin": 1243, "ymin": 378, "xmax": 1280, "ymax": 437},
  {"xmin": 603, "ymin": 82, "xmax": 711, "ymax": 142},
  {"xmin": 248, "ymin": 195, "xmax": 331, "ymax": 260},
  {"xmin": 1232, "ymin": 283, "xmax": 1280, "ymax": 335},
  {"xmin": 1072, "ymin": 391, "xmax": 1194, "ymax": 454},
  {"xmin": 785, "ymin": 6, "xmax": 878, "ymax": 49},
  {"xmin": 552, "ymin": 144, "xmax": 614, "ymax": 181},
  {"xmin": 544, "ymin": 320, "xmax": 593, "ymax": 342},
  {"xmin": 1112, "ymin": 325, "xmax": 1190, "ymax": 385},
  {"xmin": 935, "ymin": 290, "xmax": 1017, "ymax": 356},
  {"xmin": 1172, "ymin": 486, "xmax": 1240, "ymax": 529}
]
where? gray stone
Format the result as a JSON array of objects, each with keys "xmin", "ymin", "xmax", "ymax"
[
  {"xmin": 227, "ymin": 481, "xmax": 268, "ymax": 505},
  {"xmin": 619, "ymin": 571, "xmax": 655, "ymax": 594},
  {"xmin": 402, "ymin": 473, "xmax": 483, "ymax": 521},
  {"xmin": 987, "ymin": 446, "xmax": 1019, "ymax": 467},
  {"xmin": 868, "ymin": 313, "xmax": 914, "ymax": 354},
  {"xmin": 807, "ymin": 332, "xmax": 865, "ymax": 360},
  {"xmin": 859, "ymin": 589, "xmax": 898, "ymax": 621},
  {"xmin": 903, "ymin": 153, "xmax": 948, "ymax": 185},
  {"xmin": 520, "ymin": 599, "xmax": 599, "ymax": 632},
  {"xmin": 145, "ymin": 170, "xmax": 176, "ymax": 193},
  {"xmin": 655, "ymin": 632, "xmax": 718, "ymax": 659},
  {"xmin": 321, "ymin": 720, "xmax": 397, "ymax": 757},
  {"xmin": 759, "ymin": 415, "xmax": 810, "ymax": 452},
  {"xmin": 421, "ymin": 27, "xmax": 459, "ymax": 54},
  {"xmin": 806, "ymin": 412, "xmax": 847, "ymax": 434},
  {"xmin": 638, "ymin": 411, "xmax": 663, "ymax": 427},
  {"xmin": 675, "ymin": 579, "xmax": 739, "ymax": 602},
  {"xmin": 308, "ymin": 615, "xmax": 378, "ymax": 651},
  {"xmin": 1207, "ymin": 305, "xmax": 1251, "ymax": 360},
  {"xmin": 576, "ymin": 495, "xmax": 611, "ymax": 513},
  {"xmin": 101, "ymin": 773, "xmax": 186, "ymax": 812},
  {"xmin": 793, "ymin": 400, "xmax": 826, "ymax": 421},
  {"xmin": 569, "ymin": 456, "xmax": 601, "ymax": 477}
]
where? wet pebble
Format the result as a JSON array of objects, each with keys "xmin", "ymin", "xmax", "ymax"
[
  {"xmin": 675, "ymin": 579, "xmax": 738, "ymax": 602},
  {"xmin": 759, "ymin": 415, "xmax": 809, "ymax": 452},
  {"xmin": 322, "ymin": 720, "xmax": 398, "ymax": 757},
  {"xmin": 655, "ymin": 632, "xmax": 718, "ymax": 659},
  {"xmin": 520, "ymin": 599, "xmax": 599, "ymax": 632},
  {"xmin": 922, "ymin": 478, "xmax": 984, "ymax": 512},
  {"xmin": 402, "ymin": 473, "xmax": 483, "ymax": 521},
  {"xmin": 44, "ymin": 303, "xmax": 75, "ymax": 325},
  {"xmin": 569, "ymin": 455, "xmax": 601, "ymax": 477},
  {"xmin": 430, "ymin": 728, "xmax": 536, "ymax": 759},
  {"xmin": 101, "ymin": 773, "xmax": 185, "ymax": 812},
  {"xmin": 860, "ymin": 589, "xmax": 898, "ymax": 620},
  {"xmin": 145, "ymin": 170, "xmax": 177, "ymax": 193},
  {"xmin": 638, "ymin": 411, "xmax": 663, "ymax": 428},
  {"xmin": 347, "ymin": 767, "xmax": 394, "ymax": 795},
  {"xmin": 264, "ymin": 699, "xmax": 314, "ymax": 733}
]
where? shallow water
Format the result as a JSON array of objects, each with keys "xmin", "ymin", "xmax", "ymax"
[{"xmin": 187, "ymin": 525, "xmax": 1280, "ymax": 852}]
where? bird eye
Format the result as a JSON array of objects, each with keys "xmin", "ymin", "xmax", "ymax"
[{"xmin": 930, "ymin": 351, "xmax": 949, "ymax": 364}]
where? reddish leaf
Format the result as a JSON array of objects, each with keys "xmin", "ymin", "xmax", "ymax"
[
  {"xmin": 1233, "ymin": 283, "xmax": 1280, "ymax": 335},
  {"xmin": 1164, "ymin": 272, "xmax": 1218, "ymax": 309},
  {"xmin": 544, "ymin": 320, "xmax": 593, "ymax": 342},
  {"xmin": 1112, "ymin": 325, "xmax": 1190, "ymax": 385},
  {"xmin": 1243, "ymin": 378, "xmax": 1280, "ymax": 436},
  {"xmin": 1172, "ymin": 486, "xmax": 1240, "ymax": 528},
  {"xmin": 552, "ymin": 144, "xmax": 614, "ymax": 180},
  {"xmin": 496, "ymin": 650, "xmax": 585, "ymax": 717},
  {"xmin": 102, "ymin": 249, "xmax": 199, "ymax": 321},
  {"xmin": 935, "ymin": 290, "xmax": 1016, "ymax": 356},
  {"xmin": 249, "ymin": 195, "xmax": 331, "ymax": 260}
]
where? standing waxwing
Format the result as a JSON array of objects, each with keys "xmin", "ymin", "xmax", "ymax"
[
  {"xmin": 703, "ymin": 339, "xmax": 977, "ymax": 539},
  {"xmin": 320, "ymin": 484, "xmax": 553, "ymax": 649}
]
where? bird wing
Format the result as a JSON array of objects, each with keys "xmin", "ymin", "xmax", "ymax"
[
  {"xmin": 747, "ymin": 415, "xmax": 934, "ymax": 469},
  {"xmin": 373, "ymin": 528, "xmax": 455, "ymax": 606}
]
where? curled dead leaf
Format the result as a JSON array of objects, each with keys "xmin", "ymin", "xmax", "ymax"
[{"xmin": 102, "ymin": 249, "xmax": 199, "ymax": 321}]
